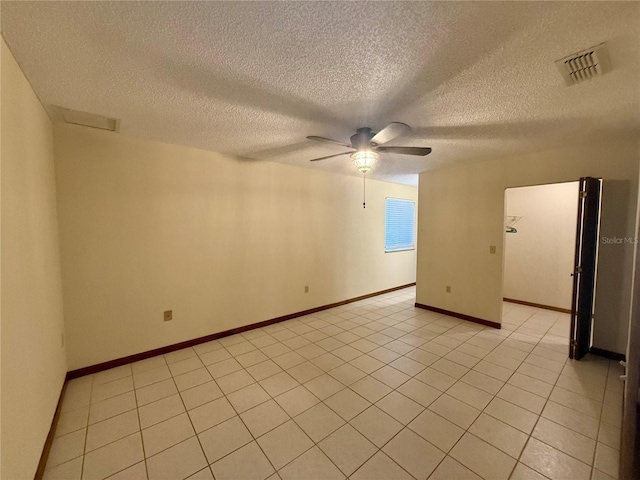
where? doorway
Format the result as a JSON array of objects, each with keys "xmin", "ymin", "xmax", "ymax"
[{"xmin": 503, "ymin": 179, "xmax": 602, "ymax": 359}]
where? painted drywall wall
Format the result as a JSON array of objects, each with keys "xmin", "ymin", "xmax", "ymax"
[
  {"xmin": 504, "ymin": 182, "xmax": 579, "ymax": 310},
  {"xmin": 417, "ymin": 136, "xmax": 638, "ymax": 354},
  {"xmin": 53, "ymin": 124, "xmax": 418, "ymax": 370},
  {"xmin": 620, "ymin": 158, "xmax": 640, "ymax": 480},
  {"xmin": 1, "ymin": 39, "xmax": 67, "ymax": 479}
]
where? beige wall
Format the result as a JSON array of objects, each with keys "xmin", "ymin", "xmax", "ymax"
[
  {"xmin": 1, "ymin": 40, "xmax": 67, "ymax": 479},
  {"xmin": 54, "ymin": 124, "xmax": 418, "ymax": 370},
  {"xmin": 620, "ymin": 155, "xmax": 640, "ymax": 480},
  {"xmin": 504, "ymin": 182, "xmax": 579, "ymax": 310},
  {"xmin": 417, "ymin": 136, "xmax": 639, "ymax": 354}
]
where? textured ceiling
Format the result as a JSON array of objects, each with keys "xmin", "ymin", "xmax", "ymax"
[{"xmin": 2, "ymin": 2, "xmax": 639, "ymax": 186}]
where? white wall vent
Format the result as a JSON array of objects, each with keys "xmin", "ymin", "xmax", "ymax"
[
  {"xmin": 555, "ymin": 43, "xmax": 610, "ymax": 86},
  {"xmin": 53, "ymin": 106, "xmax": 120, "ymax": 131}
]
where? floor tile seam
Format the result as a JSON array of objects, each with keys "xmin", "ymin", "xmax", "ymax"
[
  {"xmin": 505, "ymin": 333, "xmax": 586, "ymax": 479},
  {"xmin": 76, "ymin": 403, "xmax": 148, "ymax": 479},
  {"xmin": 45, "ymin": 451, "xmax": 85, "ymax": 473},
  {"xmin": 440, "ymin": 330, "xmax": 511, "ymax": 372},
  {"xmin": 90, "ymin": 384, "xmax": 138, "ymax": 406},
  {"xmin": 560, "ymin": 367, "xmax": 609, "ymax": 386},
  {"xmin": 266, "ymin": 440, "xmax": 317, "ymax": 478},
  {"xmin": 319, "ymin": 386, "xmax": 373, "ymax": 421},
  {"xmin": 241, "ymin": 398, "xmax": 315, "ymax": 475},
  {"xmin": 337, "ymin": 419, "xmax": 418, "ymax": 480},
  {"xmin": 494, "ymin": 382, "xmax": 550, "ymax": 410},
  {"xmin": 161, "ymin": 368, "xmax": 209, "ymax": 476},
  {"xmin": 343, "ymin": 371, "xmax": 456, "ymax": 477},
  {"xmin": 63, "ymin": 299, "xmax": 579, "ymax": 480},
  {"xmin": 520, "ymin": 426, "xmax": 599, "ymax": 474},
  {"xmin": 84, "ymin": 402, "xmax": 187, "ymax": 464},
  {"xmin": 528, "ymin": 417, "xmax": 600, "ymax": 466},
  {"xmin": 53, "ymin": 421, "xmax": 90, "ymax": 441},
  {"xmin": 550, "ymin": 384, "xmax": 605, "ymax": 413},
  {"xmin": 521, "ymin": 356, "xmax": 570, "ymax": 376},
  {"xmin": 220, "ymin": 369, "xmax": 319, "ymax": 464},
  {"xmin": 86, "ymin": 436, "xmax": 149, "ymax": 480},
  {"xmin": 482, "ymin": 358, "xmax": 549, "ymax": 382},
  {"xmin": 139, "ymin": 402, "xmax": 188, "ymax": 431},
  {"xmin": 46, "ymin": 390, "xmax": 92, "ymax": 473},
  {"xmin": 406, "ymin": 404, "xmax": 468, "ymax": 448},
  {"xmin": 442, "ymin": 381, "xmax": 498, "ymax": 412},
  {"xmin": 276, "ymin": 413, "xmax": 352, "ymax": 479},
  {"xmin": 212, "ymin": 391, "xmax": 284, "ymax": 477},
  {"xmin": 130, "ymin": 377, "xmax": 150, "ymax": 480},
  {"xmin": 466, "ymin": 330, "xmax": 548, "ymax": 479},
  {"xmin": 588, "ymin": 361, "xmax": 616, "ymax": 475},
  {"xmin": 357, "ymin": 448, "xmax": 420, "ymax": 480},
  {"xmin": 429, "ymin": 426, "xmax": 492, "ymax": 479},
  {"xmin": 78, "ymin": 373, "xmax": 95, "ymax": 478},
  {"xmin": 92, "ymin": 371, "xmax": 133, "ymax": 388},
  {"xmin": 244, "ymin": 402, "xmax": 292, "ymax": 437}
]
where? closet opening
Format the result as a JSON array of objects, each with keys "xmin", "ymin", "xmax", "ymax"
[{"xmin": 503, "ymin": 178, "xmax": 602, "ymax": 360}]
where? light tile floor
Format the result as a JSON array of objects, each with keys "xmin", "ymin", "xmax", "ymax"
[{"xmin": 45, "ymin": 287, "xmax": 624, "ymax": 480}]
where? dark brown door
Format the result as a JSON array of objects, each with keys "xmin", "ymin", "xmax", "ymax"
[{"xmin": 569, "ymin": 177, "xmax": 602, "ymax": 360}]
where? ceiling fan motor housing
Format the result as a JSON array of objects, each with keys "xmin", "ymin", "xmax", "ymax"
[
  {"xmin": 306, "ymin": 122, "xmax": 430, "ymax": 162},
  {"xmin": 351, "ymin": 127, "xmax": 376, "ymax": 150}
]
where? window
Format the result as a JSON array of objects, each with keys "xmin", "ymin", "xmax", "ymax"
[{"xmin": 385, "ymin": 198, "xmax": 416, "ymax": 252}]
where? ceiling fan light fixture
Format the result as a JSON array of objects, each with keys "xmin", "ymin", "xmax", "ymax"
[{"xmin": 351, "ymin": 150, "xmax": 378, "ymax": 173}]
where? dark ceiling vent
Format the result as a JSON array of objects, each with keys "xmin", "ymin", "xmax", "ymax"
[
  {"xmin": 555, "ymin": 43, "xmax": 610, "ymax": 86},
  {"xmin": 54, "ymin": 106, "xmax": 120, "ymax": 131}
]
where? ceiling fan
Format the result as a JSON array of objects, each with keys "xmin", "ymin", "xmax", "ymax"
[{"xmin": 306, "ymin": 122, "xmax": 432, "ymax": 173}]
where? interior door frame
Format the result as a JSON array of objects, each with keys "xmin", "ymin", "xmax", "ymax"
[
  {"xmin": 569, "ymin": 177, "xmax": 602, "ymax": 360},
  {"xmin": 502, "ymin": 179, "xmax": 601, "ymax": 361}
]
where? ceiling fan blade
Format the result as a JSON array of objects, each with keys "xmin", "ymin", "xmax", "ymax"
[
  {"xmin": 306, "ymin": 136, "xmax": 352, "ymax": 148},
  {"xmin": 371, "ymin": 122, "xmax": 410, "ymax": 145},
  {"xmin": 309, "ymin": 151, "xmax": 354, "ymax": 162},
  {"xmin": 376, "ymin": 146, "xmax": 432, "ymax": 156}
]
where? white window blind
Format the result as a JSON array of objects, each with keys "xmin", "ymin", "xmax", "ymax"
[{"xmin": 385, "ymin": 198, "xmax": 416, "ymax": 252}]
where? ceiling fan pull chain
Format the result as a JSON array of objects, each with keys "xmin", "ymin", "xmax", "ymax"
[{"xmin": 363, "ymin": 173, "xmax": 366, "ymax": 209}]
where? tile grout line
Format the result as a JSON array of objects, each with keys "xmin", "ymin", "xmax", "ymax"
[
  {"xmin": 419, "ymin": 306, "xmax": 572, "ymax": 478},
  {"xmin": 588, "ymin": 360, "xmax": 614, "ymax": 480},
  {"xmin": 165, "ymin": 351, "xmax": 217, "ymax": 479},
  {"xmin": 60, "ymin": 293, "xmax": 411, "ymax": 477},
  {"xmin": 421, "ymin": 316, "xmax": 537, "ymax": 479},
  {"xmin": 294, "ymin": 302, "xmax": 512, "ymax": 478},
  {"xmin": 363, "ymin": 303, "xmax": 572, "ymax": 478},
  {"xmin": 87, "ymin": 367, "xmax": 147, "ymax": 479},
  {"xmin": 250, "ymin": 290, "xmax": 419, "ymax": 479},
  {"xmin": 502, "ymin": 309, "xmax": 613, "ymax": 479},
  {"xmin": 85, "ymin": 298, "xmax": 430, "ymax": 470},
  {"xmin": 132, "ymin": 297, "xmax": 514, "ymax": 478},
  {"xmin": 431, "ymin": 307, "xmax": 545, "ymax": 480},
  {"xmin": 57, "ymin": 291, "xmax": 618, "ymax": 480},
  {"xmin": 505, "ymin": 311, "xmax": 565, "ymax": 480},
  {"xmin": 193, "ymin": 339, "xmax": 333, "ymax": 478},
  {"xmin": 243, "ymin": 348, "xmax": 367, "ymax": 478},
  {"xmin": 80, "ymin": 375, "xmax": 95, "ymax": 479},
  {"xmin": 218, "ymin": 371, "xmax": 290, "ymax": 478},
  {"xmin": 130, "ymin": 368, "xmax": 150, "ymax": 480},
  {"xmin": 359, "ymin": 317, "xmax": 513, "ymax": 478}
]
